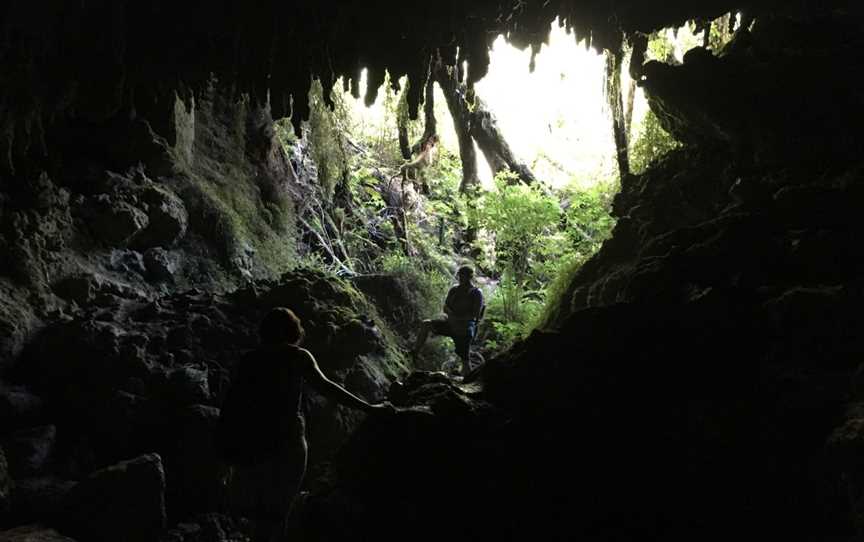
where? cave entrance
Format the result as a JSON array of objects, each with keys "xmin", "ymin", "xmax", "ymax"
[{"xmin": 278, "ymin": 15, "xmax": 735, "ymax": 362}]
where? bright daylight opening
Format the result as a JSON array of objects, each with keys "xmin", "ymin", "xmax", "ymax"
[
  {"xmin": 352, "ymin": 22, "xmax": 621, "ymax": 190},
  {"xmin": 278, "ymin": 15, "xmax": 737, "ymax": 360},
  {"xmin": 474, "ymin": 27, "xmax": 616, "ymax": 189}
]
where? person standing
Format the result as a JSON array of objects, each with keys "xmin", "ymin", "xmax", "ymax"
[
  {"xmin": 412, "ymin": 265, "xmax": 485, "ymax": 376},
  {"xmin": 218, "ymin": 307, "xmax": 391, "ymax": 542}
]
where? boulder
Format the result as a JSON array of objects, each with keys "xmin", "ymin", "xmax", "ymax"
[
  {"xmin": 351, "ymin": 273, "xmax": 416, "ymax": 336},
  {"xmin": 137, "ymin": 185, "xmax": 188, "ymax": 248},
  {"xmin": 165, "ymin": 366, "xmax": 211, "ymax": 405},
  {"xmin": 60, "ymin": 454, "xmax": 166, "ymax": 542},
  {"xmin": 108, "ymin": 249, "xmax": 147, "ymax": 277},
  {"xmin": 84, "ymin": 195, "xmax": 149, "ymax": 246},
  {"xmin": 144, "ymin": 247, "xmax": 179, "ymax": 282}
]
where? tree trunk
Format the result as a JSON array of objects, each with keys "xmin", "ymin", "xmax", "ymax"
[
  {"xmin": 624, "ymin": 77, "xmax": 637, "ymax": 139},
  {"xmin": 433, "ymin": 61, "xmax": 479, "ymax": 195},
  {"xmin": 435, "ymin": 59, "xmax": 537, "ymax": 187},
  {"xmin": 606, "ymin": 50, "xmax": 630, "ymax": 180},
  {"xmin": 412, "ymin": 72, "xmax": 437, "ymax": 154},
  {"xmin": 397, "ymin": 85, "xmax": 412, "ymax": 160},
  {"xmin": 469, "ymin": 96, "xmax": 538, "ymax": 185}
]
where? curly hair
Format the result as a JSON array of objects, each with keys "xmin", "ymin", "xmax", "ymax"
[{"xmin": 259, "ymin": 307, "xmax": 305, "ymax": 345}]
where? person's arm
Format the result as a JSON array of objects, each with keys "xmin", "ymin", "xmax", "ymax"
[
  {"xmin": 470, "ymin": 289, "xmax": 484, "ymax": 320},
  {"xmin": 297, "ymin": 348, "xmax": 386, "ymax": 413},
  {"xmin": 443, "ymin": 287, "xmax": 455, "ymax": 317}
]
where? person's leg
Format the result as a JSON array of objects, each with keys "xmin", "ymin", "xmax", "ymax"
[
  {"xmin": 275, "ymin": 437, "xmax": 308, "ymax": 541},
  {"xmin": 226, "ymin": 462, "xmax": 277, "ymax": 542},
  {"xmin": 260, "ymin": 437, "xmax": 308, "ymax": 542},
  {"xmin": 413, "ymin": 318, "xmax": 449, "ymax": 358},
  {"xmin": 452, "ymin": 335, "xmax": 470, "ymax": 377},
  {"xmin": 456, "ymin": 321, "xmax": 477, "ymax": 377}
]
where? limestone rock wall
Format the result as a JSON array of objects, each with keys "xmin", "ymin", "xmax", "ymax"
[{"xmin": 0, "ymin": 84, "xmax": 298, "ymax": 368}]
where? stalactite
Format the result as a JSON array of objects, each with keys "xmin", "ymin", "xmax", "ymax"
[
  {"xmin": 364, "ymin": 67, "xmax": 385, "ymax": 108},
  {"xmin": 628, "ymin": 33, "xmax": 649, "ymax": 80},
  {"xmin": 0, "ymin": 0, "xmax": 789, "ymax": 174}
]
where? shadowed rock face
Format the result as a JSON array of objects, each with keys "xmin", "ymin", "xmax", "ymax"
[
  {"xmin": 641, "ymin": 15, "xmax": 864, "ymax": 171},
  {"xmin": 0, "ymin": 268, "xmax": 405, "ymax": 535}
]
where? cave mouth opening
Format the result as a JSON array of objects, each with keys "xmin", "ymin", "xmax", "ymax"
[
  {"xmin": 349, "ymin": 21, "xmax": 623, "ymax": 191},
  {"xmin": 275, "ymin": 14, "xmax": 738, "ymax": 357}
]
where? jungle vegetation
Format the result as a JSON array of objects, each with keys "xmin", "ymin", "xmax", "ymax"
[{"xmin": 276, "ymin": 18, "xmax": 733, "ymax": 362}]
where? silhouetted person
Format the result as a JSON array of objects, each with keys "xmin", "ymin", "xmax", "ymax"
[
  {"xmin": 412, "ymin": 265, "xmax": 484, "ymax": 376},
  {"xmin": 219, "ymin": 307, "xmax": 390, "ymax": 542}
]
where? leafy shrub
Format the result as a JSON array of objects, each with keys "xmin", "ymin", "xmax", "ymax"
[{"xmin": 477, "ymin": 171, "xmax": 562, "ymax": 284}]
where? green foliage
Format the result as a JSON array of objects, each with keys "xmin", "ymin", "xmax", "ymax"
[
  {"xmin": 483, "ymin": 270, "xmax": 544, "ymax": 351},
  {"xmin": 426, "ymin": 148, "xmax": 469, "ymax": 231},
  {"xmin": 647, "ymin": 31, "xmax": 677, "ymax": 63},
  {"xmin": 274, "ymin": 118, "xmax": 297, "ymax": 156},
  {"xmin": 709, "ymin": 14, "xmax": 736, "ymax": 51},
  {"xmin": 630, "ymin": 109, "xmax": 681, "ymax": 174},
  {"xmin": 293, "ymin": 69, "xmax": 623, "ymax": 359},
  {"xmin": 473, "ymin": 172, "xmax": 618, "ymax": 351},
  {"xmin": 477, "ymin": 171, "xmax": 561, "ymax": 284},
  {"xmin": 562, "ymin": 183, "xmax": 617, "ymax": 254}
]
